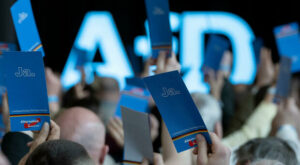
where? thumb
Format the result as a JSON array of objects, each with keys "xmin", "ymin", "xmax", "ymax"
[{"xmin": 196, "ymin": 134, "xmax": 208, "ymax": 165}]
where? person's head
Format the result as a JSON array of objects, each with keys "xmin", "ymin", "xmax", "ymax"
[
  {"xmin": 235, "ymin": 137, "xmax": 297, "ymax": 165},
  {"xmin": 191, "ymin": 92, "xmax": 223, "ymax": 138},
  {"xmin": 91, "ymin": 77, "xmax": 120, "ymax": 102},
  {"xmin": 25, "ymin": 140, "xmax": 94, "ymax": 165},
  {"xmin": 55, "ymin": 107, "xmax": 108, "ymax": 165}
]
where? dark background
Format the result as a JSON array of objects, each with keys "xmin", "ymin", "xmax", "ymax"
[{"xmin": 1, "ymin": 0, "xmax": 299, "ymax": 73}]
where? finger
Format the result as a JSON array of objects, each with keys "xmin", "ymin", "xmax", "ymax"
[
  {"xmin": 30, "ymin": 122, "xmax": 49, "ymax": 151},
  {"xmin": 192, "ymin": 147, "xmax": 198, "ymax": 155},
  {"xmin": 27, "ymin": 141, "xmax": 33, "ymax": 147},
  {"xmin": 286, "ymin": 97, "xmax": 298, "ymax": 112},
  {"xmin": 110, "ymin": 118, "xmax": 124, "ymax": 137},
  {"xmin": 209, "ymin": 132, "xmax": 231, "ymax": 159},
  {"xmin": 153, "ymin": 153, "xmax": 164, "ymax": 165},
  {"xmin": 149, "ymin": 114, "xmax": 159, "ymax": 129},
  {"xmin": 45, "ymin": 67, "xmax": 51, "ymax": 79},
  {"xmin": 156, "ymin": 51, "xmax": 167, "ymax": 72},
  {"xmin": 209, "ymin": 132, "xmax": 223, "ymax": 153},
  {"xmin": 196, "ymin": 134, "xmax": 208, "ymax": 164},
  {"xmin": 287, "ymin": 97, "xmax": 296, "ymax": 107},
  {"xmin": 168, "ymin": 52, "xmax": 177, "ymax": 63},
  {"xmin": 141, "ymin": 158, "xmax": 149, "ymax": 165},
  {"xmin": 107, "ymin": 119, "xmax": 124, "ymax": 146},
  {"xmin": 207, "ymin": 69, "xmax": 215, "ymax": 84},
  {"xmin": 277, "ymin": 99, "xmax": 285, "ymax": 112},
  {"xmin": 109, "ymin": 127, "xmax": 124, "ymax": 146},
  {"xmin": 114, "ymin": 117, "xmax": 123, "ymax": 128},
  {"xmin": 217, "ymin": 71, "xmax": 224, "ymax": 83},
  {"xmin": 47, "ymin": 120, "xmax": 60, "ymax": 140},
  {"xmin": 144, "ymin": 58, "xmax": 153, "ymax": 72}
]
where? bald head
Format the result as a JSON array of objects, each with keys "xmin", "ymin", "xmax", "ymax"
[{"xmin": 56, "ymin": 107, "xmax": 106, "ymax": 164}]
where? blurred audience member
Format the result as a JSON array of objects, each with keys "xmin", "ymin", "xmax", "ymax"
[
  {"xmin": 45, "ymin": 67, "xmax": 62, "ymax": 117},
  {"xmin": 25, "ymin": 140, "xmax": 94, "ymax": 165},
  {"xmin": 222, "ymin": 86, "xmax": 277, "ymax": 149},
  {"xmin": 91, "ymin": 77, "xmax": 120, "ymax": 125},
  {"xmin": 205, "ymin": 51, "xmax": 235, "ymax": 136},
  {"xmin": 191, "ymin": 93, "xmax": 222, "ymax": 138},
  {"xmin": 1, "ymin": 132, "xmax": 32, "ymax": 165},
  {"xmin": 234, "ymin": 137, "xmax": 297, "ymax": 165}
]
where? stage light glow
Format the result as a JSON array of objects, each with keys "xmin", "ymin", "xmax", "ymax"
[
  {"xmin": 61, "ymin": 12, "xmax": 133, "ymax": 90},
  {"xmin": 62, "ymin": 11, "xmax": 256, "ymax": 93},
  {"xmin": 181, "ymin": 12, "xmax": 256, "ymax": 92}
]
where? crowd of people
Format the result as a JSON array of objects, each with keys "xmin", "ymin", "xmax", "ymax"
[{"xmin": 1, "ymin": 45, "xmax": 300, "ymax": 165}]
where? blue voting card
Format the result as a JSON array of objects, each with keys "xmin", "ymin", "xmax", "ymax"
[
  {"xmin": 1, "ymin": 51, "xmax": 50, "ymax": 131},
  {"xmin": 144, "ymin": 0, "xmax": 172, "ymax": 58},
  {"xmin": 0, "ymin": 42, "xmax": 17, "ymax": 52},
  {"xmin": 143, "ymin": 71, "xmax": 211, "ymax": 152},
  {"xmin": 274, "ymin": 22, "xmax": 300, "ymax": 72},
  {"xmin": 10, "ymin": 0, "xmax": 45, "ymax": 57},
  {"xmin": 253, "ymin": 38, "xmax": 264, "ymax": 65},
  {"xmin": 121, "ymin": 107, "xmax": 154, "ymax": 165},
  {"xmin": 274, "ymin": 56, "xmax": 292, "ymax": 102},
  {"xmin": 115, "ymin": 78, "xmax": 151, "ymax": 117},
  {"xmin": 203, "ymin": 35, "xmax": 230, "ymax": 71}
]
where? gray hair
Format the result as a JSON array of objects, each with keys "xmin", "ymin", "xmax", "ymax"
[
  {"xmin": 251, "ymin": 159, "xmax": 285, "ymax": 165},
  {"xmin": 235, "ymin": 137, "xmax": 297, "ymax": 165},
  {"xmin": 191, "ymin": 92, "xmax": 222, "ymax": 132}
]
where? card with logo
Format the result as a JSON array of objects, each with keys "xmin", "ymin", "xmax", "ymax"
[
  {"xmin": 121, "ymin": 106, "xmax": 154, "ymax": 165},
  {"xmin": 274, "ymin": 56, "xmax": 292, "ymax": 102},
  {"xmin": 1, "ymin": 51, "xmax": 50, "ymax": 131},
  {"xmin": 144, "ymin": 0, "xmax": 172, "ymax": 58},
  {"xmin": 274, "ymin": 22, "xmax": 300, "ymax": 72},
  {"xmin": 203, "ymin": 35, "xmax": 230, "ymax": 71},
  {"xmin": 143, "ymin": 71, "xmax": 211, "ymax": 152},
  {"xmin": 10, "ymin": 0, "xmax": 45, "ymax": 57},
  {"xmin": 115, "ymin": 78, "xmax": 151, "ymax": 117}
]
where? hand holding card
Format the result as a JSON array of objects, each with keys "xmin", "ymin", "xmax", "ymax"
[
  {"xmin": 155, "ymin": 52, "xmax": 181, "ymax": 74},
  {"xmin": 143, "ymin": 71, "xmax": 211, "ymax": 152},
  {"xmin": 193, "ymin": 133, "xmax": 230, "ymax": 165}
]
